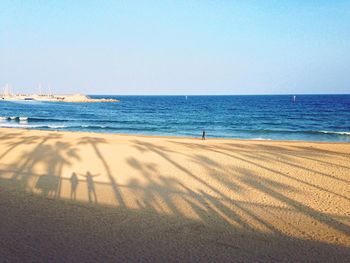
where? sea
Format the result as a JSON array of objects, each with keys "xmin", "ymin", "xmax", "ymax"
[{"xmin": 0, "ymin": 95, "xmax": 349, "ymax": 142}]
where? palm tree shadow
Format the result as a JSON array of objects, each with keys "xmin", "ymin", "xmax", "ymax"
[
  {"xmin": 78, "ymin": 136, "xmax": 125, "ymax": 207},
  {"xmin": 35, "ymin": 173, "xmax": 61, "ymax": 198}
]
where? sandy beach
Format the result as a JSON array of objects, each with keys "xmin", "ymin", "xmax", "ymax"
[{"xmin": 0, "ymin": 128, "xmax": 349, "ymax": 262}]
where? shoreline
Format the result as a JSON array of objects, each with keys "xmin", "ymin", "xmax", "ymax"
[
  {"xmin": 0, "ymin": 127, "xmax": 349, "ymax": 144},
  {"xmin": 0, "ymin": 127, "xmax": 349, "ymax": 261}
]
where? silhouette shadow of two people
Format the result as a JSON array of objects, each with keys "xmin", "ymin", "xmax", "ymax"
[{"xmin": 71, "ymin": 171, "xmax": 100, "ymax": 203}]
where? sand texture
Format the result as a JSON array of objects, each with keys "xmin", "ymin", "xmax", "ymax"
[{"xmin": 0, "ymin": 128, "xmax": 349, "ymax": 262}]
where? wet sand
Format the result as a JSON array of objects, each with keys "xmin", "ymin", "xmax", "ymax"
[{"xmin": 0, "ymin": 128, "xmax": 349, "ymax": 262}]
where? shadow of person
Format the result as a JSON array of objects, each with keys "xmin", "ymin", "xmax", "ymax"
[
  {"xmin": 70, "ymin": 172, "xmax": 79, "ymax": 200},
  {"xmin": 80, "ymin": 171, "xmax": 100, "ymax": 203}
]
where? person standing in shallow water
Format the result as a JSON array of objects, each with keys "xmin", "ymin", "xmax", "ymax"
[{"xmin": 202, "ymin": 130, "xmax": 206, "ymax": 140}]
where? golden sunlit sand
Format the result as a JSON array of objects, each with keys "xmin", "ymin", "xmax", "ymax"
[{"xmin": 0, "ymin": 128, "xmax": 349, "ymax": 262}]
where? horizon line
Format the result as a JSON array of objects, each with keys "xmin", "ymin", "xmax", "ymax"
[{"xmin": 87, "ymin": 93, "xmax": 350, "ymax": 96}]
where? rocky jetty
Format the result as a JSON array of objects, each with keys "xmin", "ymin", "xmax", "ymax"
[
  {"xmin": 1, "ymin": 93, "xmax": 119, "ymax": 103},
  {"xmin": 58, "ymin": 94, "xmax": 119, "ymax": 102}
]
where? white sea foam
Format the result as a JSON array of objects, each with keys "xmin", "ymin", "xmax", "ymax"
[
  {"xmin": 48, "ymin": 125, "xmax": 66, "ymax": 129},
  {"xmin": 81, "ymin": 124, "xmax": 107, "ymax": 128},
  {"xmin": 0, "ymin": 123, "xmax": 66, "ymax": 129},
  {"xmin": 0, "ymin": 123, "xmax": 41, "ymax": 128},
  {"xmin": 19, "ymin": 117, "xmax": 28, "ymax": 121},
  {"xmin": 319, "ymin": 131, "xmax": 350, "ymax": 136}
]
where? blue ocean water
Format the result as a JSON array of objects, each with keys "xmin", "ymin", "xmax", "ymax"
[{"xmin": 0, "ymin": 95, "xmax": 349, "ymax": 142}]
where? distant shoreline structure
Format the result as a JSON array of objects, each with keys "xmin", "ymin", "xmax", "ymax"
[
  {"xmin": 1, "ymin": 84, "xmax": 118, "ymax": 102},
  {"xmin": 0, "ymin": 93, "xmax": 119, "ymax": 102},
  {"xmin": 0, "ymin": 93, "xmax": 119, "ymax": 103}
]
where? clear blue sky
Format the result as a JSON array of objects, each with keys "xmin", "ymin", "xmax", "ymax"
[{"xmin": 1, "ymin": 1, "xmax": 349, "ymax": 95}]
